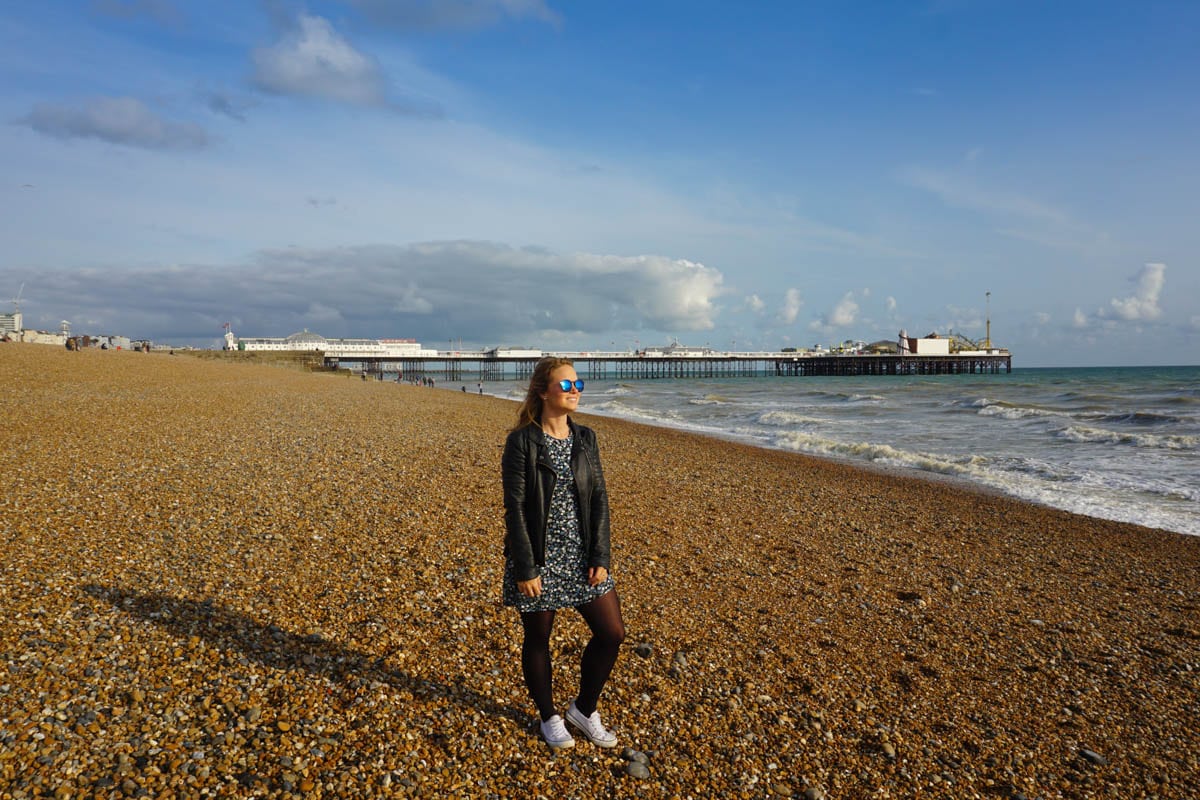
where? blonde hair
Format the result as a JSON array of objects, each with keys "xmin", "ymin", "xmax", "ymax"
[{"xmin": 513, "ymin": 357, "xmax": 575, "ymax": 431}]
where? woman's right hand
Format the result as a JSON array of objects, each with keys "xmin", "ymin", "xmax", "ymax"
[{"xmin": 517, "ymin": 577, "xmax": 543, "ymax": 598}]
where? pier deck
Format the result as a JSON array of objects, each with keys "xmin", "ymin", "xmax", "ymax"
[{"xmin": 325, "ymin": 352, "xmax": 1012, "ymax": 381}]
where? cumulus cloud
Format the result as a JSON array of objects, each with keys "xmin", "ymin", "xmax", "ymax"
[
  {"xmin": 1035, "ymin": 311, "xmax": 1050, "ymax": 325},
  {"xmin": 1073, "ymin": 308, "xmax": 1088, "ymax": 328},
  {"xmin": 252, "ymin": 14, "xmax": 436, "ymax": 113},
  {"xmin": 885, "ymin": 296, "xmax": 897, "ymax": 312},
  {"xmin": 8, "ymin": 241, "xmax": 724, "ymax": 345},
  {"xmin": 19, "ymin": 96, "xmax": 210, "ymax": 150},
  {"xmin": 808, "ymin": 291, "xmax": 862, "ymax": 333},
  {"xmin": 741, "ymin": 294, "xmax": 765, "ymax": 313},
  {"xmin": 344, "ymin": 0, "xmax": 561, "ymax": 29},
  {"xmin": 829, "ymin": 292, "xmax": 860, "ymax": 327},
  {"xmin": 776, "ymin": 288, "xmax": 804, "ymax": 324},
  {"xmin": 1102, "ymin": 262, "xmax": 1166, "ymax": 321}
]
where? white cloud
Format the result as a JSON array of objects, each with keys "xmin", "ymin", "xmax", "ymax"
[
  {"xmin": 1035, "ymin": 311, "xmax": 1050, "ymax": 325},
  {"xmin": 252, "ymin": 15, "xmax": 396, "ymax": 109},
  {"xmin": 742, "ymin": 294, "xmax": 765, "ymax": 313},
  {"xmin": 1103, "ymin": 262, "xmax": 1166, "ymax": 321},
  {"xmin": 777, "ymin": 288, "xmax": 804, "ymax": 324},
  {"xmin": 885, "ymin": 296, "xmax": 897, "ymax": 312},
  {"xmin": 1073, "ymin": 308, "xmax": 1089, "ymax": 328},
  {"xmin": 19, "ymin": 96, "xmax": 209, "ymax": 150},
  {"xmin": 829, "ymin": 292, "xmax": 860, "ymax": 326},
  {"xmin": 898, "ymin": 166, "xmax": 1071, "ymax": 226},
  {"xmin": 944, "ymin": 304, "xmax": 982, "ymax": 332},
  {"xmin": 808, "ymin": 291, "xmax": 862, "ymax": 333}
]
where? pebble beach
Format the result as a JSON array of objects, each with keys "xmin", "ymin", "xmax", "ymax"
[{"xmin": 2, "ymin": 343, "xmax": 1198, "ymax": 799}]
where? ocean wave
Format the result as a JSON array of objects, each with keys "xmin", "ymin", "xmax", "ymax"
[
  {"xmin": 1095, "ymin": 411, "xmax": 1181, "ymax": 425},
  {"xmin": 588, "ymin": 399, "xmax": 681, "ymax": 424},
  {"xmin": 844, "ymin": 393, "xmax": 886, "ymax": 403},
  {"xmin": 997, "ymin": 456, "xmax": 1081, "ymax": 483},
  {"xmin": 773, "ymin": 431, "xmax": 985, "ymax": 475},
  {"xmin": 1057, "ymin": 425, "xmax": 1198, "ymax": 450},
  {"xmin": 758, "ymin": 410, "xmax": 826, "ymax": 427},
  {"xmin": 976, "ymin": 403, "xmax": 1065, "ymax": 420},
  {"xmin": 688, "ymin": 393, "xmax": 734, "ymax": 405},
  {"xmin": 1082, "ymin": 469, "xmax": 1200, "ymax": 503}
]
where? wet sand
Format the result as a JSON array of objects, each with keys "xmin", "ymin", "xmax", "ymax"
[{"xmin": 2, "ymin": 343, "xmax": 1198, "ymax": 798}]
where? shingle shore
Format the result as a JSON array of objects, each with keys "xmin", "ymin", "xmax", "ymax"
[{"xmin": 2, "ymin": 343, "xmax": 1198, "ymax": 799}]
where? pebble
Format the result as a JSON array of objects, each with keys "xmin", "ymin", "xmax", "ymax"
[
  {"xmin": 620, "ymin": 747, "xmax": 648, "ymax": 765},
  {"xmin": 0, "ymin": 345, "xmax": 1196, "ymax": 799}
]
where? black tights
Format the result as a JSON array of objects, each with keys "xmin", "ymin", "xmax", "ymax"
[{"xmin": 520, "ymin": 590, "xmax": 625, "ymax": 721}]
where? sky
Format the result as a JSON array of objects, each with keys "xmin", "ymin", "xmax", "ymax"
[{"xmin": 1, "ymin": 0, "xmax": 1197, "ymax": 367}]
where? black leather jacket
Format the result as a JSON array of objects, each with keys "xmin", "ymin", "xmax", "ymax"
[{"xmin": 502, "ymin": 419, "xmax": 612, "ymax": 582}]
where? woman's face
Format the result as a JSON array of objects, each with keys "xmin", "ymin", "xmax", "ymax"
[{"xmin": 540, "ymin": 364, "xmax": 581, "ymax": 416}]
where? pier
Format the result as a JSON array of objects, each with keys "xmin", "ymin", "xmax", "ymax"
[{"xmin": 326, "ymin": 351, "xmax": 1012, "ymax": 382}]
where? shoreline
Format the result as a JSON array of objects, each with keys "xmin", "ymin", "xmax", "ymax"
[
  {"xmin": 480, "ymin": 380, "xmax": 1194, "ymax": 539},
  {"xmin": 3, "ymin": 343, "xmax": 1198, "ymax": 797}
]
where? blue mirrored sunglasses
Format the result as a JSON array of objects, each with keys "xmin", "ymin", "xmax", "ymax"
[{"xmin": 556, "ymin": 379, "xmax": 585, "ymax": 392}]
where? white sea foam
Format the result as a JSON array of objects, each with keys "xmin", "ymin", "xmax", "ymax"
[
  {"xmin": 758, "ymin": 410, "xmax": 826, "ymax": 427},
  {"xmin": 599, "ymin": 385, "xmax": 633, "ymax": 396},
  {"xmin": 1057, "ymin": 425, "xmax": 1198, "ymax": 450},
  {"xmin": 977, "ymin": 403, "xmax": 1066, "ymax": 420},
  {"xmin": 773, "ymin": 431, "xmax": 986, "ymax": 476},
  {"xmin": 569, "ymin": 366, "xmax": 1200, "ymax": 536},
  {"xmin": 688, "ymin": 393, "xmax": 734, "ymax": 405},
  {"xmin": 588, "ymin": 399, "xmax": 681, "ymax": 425}
]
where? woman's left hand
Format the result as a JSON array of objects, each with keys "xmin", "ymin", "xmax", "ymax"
[{"xmin": 587, "ymin": 566, "xmax": 609, "ymax": 586}]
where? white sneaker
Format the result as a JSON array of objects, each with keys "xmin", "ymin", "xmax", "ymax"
[
  {"xmin": 565, "ymin": 700, "xmax": 618, "ymax": 748},
  {"xmin": 539, "ymin": 715, "xmax": 575, "ymax": 750}
]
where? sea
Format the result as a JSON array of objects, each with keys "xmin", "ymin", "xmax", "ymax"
[{"xmin": 493, "ymin": 366, "xmax": 1200, "ymax": 536}]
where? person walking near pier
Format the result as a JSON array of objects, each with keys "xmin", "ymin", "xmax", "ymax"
[{"xmin": 501, "ymin": 357, "xmax": 625, "ymax": 750}]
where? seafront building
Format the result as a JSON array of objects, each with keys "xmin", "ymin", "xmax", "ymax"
[
  {"xmin": 227, "ymin": 329, "xmax": 438, "ymax": 358},
  {"xmin": 1, "ymin": 312, "xmax": 130, "ymax": 350},
  {"xmin": 0, "ymin": 310, "xmax": 21, "ymax": 337}
]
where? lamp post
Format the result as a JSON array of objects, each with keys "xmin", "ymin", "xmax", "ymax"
[{"xmin": 985, "ymin": 291, "xmax": 992, "ymax": 350}]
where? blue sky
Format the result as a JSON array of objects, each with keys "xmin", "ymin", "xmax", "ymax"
[{"xmin": 2, "ymin": 0, "xmax": 1197, "ymax": 366}]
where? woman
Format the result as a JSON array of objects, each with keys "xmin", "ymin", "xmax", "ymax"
[{"xmin": 502, "ymin": 357, "xmax": 626, "ymax": 750}]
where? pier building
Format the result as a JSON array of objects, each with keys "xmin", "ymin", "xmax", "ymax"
[{"xmin": 228, "ymin": 330, "xmax": 1010, "ymax": 381}]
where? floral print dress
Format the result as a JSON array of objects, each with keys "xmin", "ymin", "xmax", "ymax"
[{"xmin": 503, "ymin": 431, "xmax": 614, "ymax": 612}]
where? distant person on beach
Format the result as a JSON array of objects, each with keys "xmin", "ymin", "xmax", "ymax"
[{"xmin": 501, "ymin": 357, "xmax": 624, "ymax": 750}]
